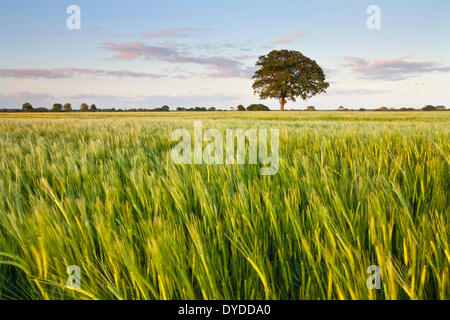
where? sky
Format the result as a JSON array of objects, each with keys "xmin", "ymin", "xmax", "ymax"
[{"xmin": 0, "ymin": 0, "xmax": 449, "ymax": 110}]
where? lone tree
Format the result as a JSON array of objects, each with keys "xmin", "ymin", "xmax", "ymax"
[
  {"xmin": 252, "ymin": 50, "xmax": 329, "ymax": 111},
  {"xmin": 89, "ymin": 104, "xmax": 97, "ymax": 112}
]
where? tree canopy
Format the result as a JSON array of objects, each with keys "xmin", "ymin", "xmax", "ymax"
[
  {"xmin": 80, "ymin": 103, "xmax": 89, "ymax": 112},
  {"xmin": 63, "ymin": 103, "xmax": 72, "ymax": 112},
  {"xmin": 247, "ymin": 104, "xmax": 270, "ymax": 111},
  {"xmin": 252, "ymin": 50, "xmax": 329, "ymax": 111},
  {"xmin": 22, "ymin": 102, "xmax": 33, "ymax": 112},
  {"xmin": 52, "ymin": 103, "xmax": 63, "ymax": 112}
]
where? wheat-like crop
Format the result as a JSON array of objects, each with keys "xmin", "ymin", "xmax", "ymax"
[{"xmin": 0, "ymin": 112, "xmax": 448, "ymax": 300}]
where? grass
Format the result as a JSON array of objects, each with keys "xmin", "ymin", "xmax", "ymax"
[{"xmin": 0, "ymin": 111, "xmax": 448, "ymax": 300}]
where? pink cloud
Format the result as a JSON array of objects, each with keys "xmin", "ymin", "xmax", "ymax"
[
  {"xmin": 273, "ymin": 32, "xmax": 305, "ymax": 45},
  {"xmin": 342, "ymin": 56, "xmax": 450, "ymax": 80},
  {"xmin": 0, "ymin": 67, "xmax": 163, "ymax": 79},
  {"xmin": 99, "ymin": 42, "xmax": 255, "ymax": 78},
  {"xmin": 141, "ymin": 27, "xmax": 211, "ymax": 39}
]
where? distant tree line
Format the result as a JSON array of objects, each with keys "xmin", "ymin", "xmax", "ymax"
[
  {"xmin": 0, "ymin": 103, "xmax": 447, "ymax": 113},
  {"xmin": 332, "ymin": 105, "xmax": 447, "ymax": 112},
  {"xmin": 298, "ymin": 105, "xmax": 447, "ymax": 112}
]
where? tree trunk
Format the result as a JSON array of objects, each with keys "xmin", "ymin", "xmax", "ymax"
[{"xmin": 280, "ymin": 99, "xmax": 286, "ymax": 111}]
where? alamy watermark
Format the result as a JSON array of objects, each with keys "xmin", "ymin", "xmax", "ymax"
[
  {"xmin": 64, "ymin": 4, "xmax": 379, "ymax": 32},
  {"xmin": 66, "ymin": 265, "xmax": 81, "ymax": 290},
  {"xmin": 366, "ymin": 265, "xmax": 382, "ymax": 290},
  {"xmin": 366, "ymin": 5, "xmax": 381, "ymax": 30},
  {"xmin": 66, "ymin": 5, "xmax": 81, "ymax": 30},
  {"xmin": 171, "ymin": 121, "xmax": 279, "ymax": 175}
]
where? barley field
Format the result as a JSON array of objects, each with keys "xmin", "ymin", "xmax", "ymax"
[{"xmin": 0, "ymin": 111, "xmax": 448, "ymax": 300}]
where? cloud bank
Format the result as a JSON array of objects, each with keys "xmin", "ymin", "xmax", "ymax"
[
  {"xmin": 142, "ymin": 28, "xmax": 211, "ymax": 39},
  {"xmin": 99, "ymin": 41, "xmax": 255, "ymax": 78},
  {"xmin": 342, "ymin": 57, "xmax": 450, "ymax": 80},
  {"xmin": 0, "ymin": 68, "xmax": 163, "ymax": 79},
  {"xmin": 273, "ymin": 32, "xmax": 305, "ymax": 45}
]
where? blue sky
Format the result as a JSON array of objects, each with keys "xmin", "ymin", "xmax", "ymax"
[{"xmin": 0, "ymin": 0, "xmax": 449, "ymax": 109}]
